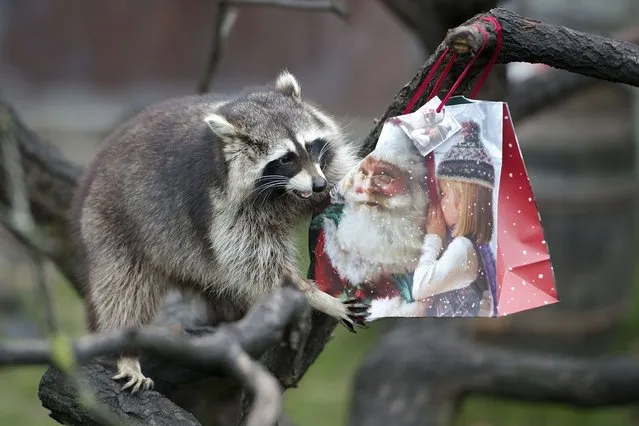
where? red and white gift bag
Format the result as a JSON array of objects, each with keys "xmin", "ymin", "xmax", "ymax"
[{"xmin": 307, "ymin": 16, "xmax": 558, "ymax": 320}]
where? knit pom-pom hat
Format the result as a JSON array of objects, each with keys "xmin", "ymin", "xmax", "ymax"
[{"xmin": 436, "ymin": 120, "xmax": 495, "ymax": 189}]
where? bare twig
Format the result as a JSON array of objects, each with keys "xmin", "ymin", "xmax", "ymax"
[
  {"xmin": 197, "ymin": 0, "xmax": 348, "ymax": 93},
  {"xmin": 228, "ymin": 0, "xmax": 348, "ymax": 17},
  {"xmin": 224, "ymin": 342, "xmax": 282, "ymax": 426},
  {"xmin": 197, "ymin": 1, "xmax": 239, "ymax": 94},
  {"xmin": 1, "ymin": 288, "xmax": 306, "ymax": 367}
]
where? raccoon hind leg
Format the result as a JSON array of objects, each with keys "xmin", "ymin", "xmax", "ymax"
[{"xmin": 86, "ymin": 249, "xmax": 167, "ymax": 393}]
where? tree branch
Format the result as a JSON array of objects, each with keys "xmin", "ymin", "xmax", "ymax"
[
  {"xmin": 197, "ymin": 0, "xmax": 348, "ymax": 93},
  {"xmin": 28, "ymin": 287, "xmax": 307, "ymax": 425},
  {"xmin": 506, "ymin": 24, "xmax": 639, "ymax": 122},
  {"xmin": 197, "ymin": 1, "xmax": 239, "ymax": 94},
  {"xmin": 223, "ymin": 342, "xmax": 282, "ymax": 426},
  {"xmin": 0, "ymin": 100, "xmax": 82, "ymax": 293},
  {"xmin": 39, "ymin": 361, "xmax": 202, "ymax": 426},
  {"xmin": 349, "ymin": 322, "xmax": 639, "ymax": 426},
  {"xmin": 360, "ymin": 6, "xmax": 639, "ymax": 155}
]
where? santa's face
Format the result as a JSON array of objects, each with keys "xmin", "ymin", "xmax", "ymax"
[
  {"xmin": 322, "ymin": 155, "xmax": 429, "ymax": 285},
  {"xmin": 346, "ymin": 157, "xmax": 411, "ymax": 210}
]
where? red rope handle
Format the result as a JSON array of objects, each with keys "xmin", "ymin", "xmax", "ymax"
[
  {"xmin": 427, "ymin": 52, "xmax": 459, "ymax": 105},
  {"xmin": 402, "ymin": 48, "xmax": 452, "ymax": 114},
  {"xmin": 398, "ymin": 15, "xmax": 503, "ymax": 203},
  {"xmin": 436, "ymin": 24, "xmax": 489, "ymax": 112},
  {"xmin": 400, "ymin": 48, "xmax": 457, "ymax": 203},
  {"xmin": 470, "ymin": 16, "xmax": 503, "ymax": 98}
]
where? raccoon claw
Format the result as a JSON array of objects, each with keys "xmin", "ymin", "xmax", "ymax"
[
  {"xmin": 118, "ymin": 375, "xmax": 154, "ymax": 394},
  {"xmin": 340, "ymin": 319, "xmax": 356, "ymax": 333},
  {"xmin": 344, "ymin": 297, "xmax": 371, "ymax": 310},
  {"xmin": 351, "ymin": 315, "xmax": 370, "ymax": 328},
  {"xmin": 113, "ymin": 357, "xmax": 154, "ymax": 394},
  {"xmin": 341, "ymin": 297, "xmax": 371, "ymax": 332}
]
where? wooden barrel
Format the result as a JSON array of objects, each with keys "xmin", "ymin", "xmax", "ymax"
[{"xmin": 468, "ymin": 83, "xmax": 639, "ymax": 356}]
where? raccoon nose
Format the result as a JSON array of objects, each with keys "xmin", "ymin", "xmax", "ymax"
[{"xmin": 312, "ymin": 176, "xmax": 327, "ymax": 192}]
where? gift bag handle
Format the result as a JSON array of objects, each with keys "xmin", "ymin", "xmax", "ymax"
[
  {"xmin": 400, "ymin": 16, "xmax": 502, "ymax": 203},
  {"xmin": 438, "ymin": 16, "xmax": 504, "ymax": 111}
]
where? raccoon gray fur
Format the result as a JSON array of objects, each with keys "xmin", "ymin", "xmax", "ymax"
[{"xmin": 69, "ymin": 71, "xmax": 370, "ymax": 393}]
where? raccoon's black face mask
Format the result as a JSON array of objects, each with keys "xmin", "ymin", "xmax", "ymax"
[
  {"xmin": 204, "ymin": 70, "xmax": 360, "ymax": 206},
  {"xmin": 259, "ymin": 135, "xmax": 332, "ymax": 200}
]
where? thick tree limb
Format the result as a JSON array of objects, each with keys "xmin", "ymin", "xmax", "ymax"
[
  {"xmin": 39, "ymin": 361, "xmax": 201, "ymax": 426},
  {"xmin": 360, "ymin": 6, "xmax": 639, "ymax": 155},
  {"xmin": 506, "ymin": 25, "xmax": 639, "ymax": 122},
  {"xmin": 349, "ymin": 322, "xmax": 639, "ymax": 426},
  {"xmin": 31, "ymin": 288, "xmax": 307, "ymax": 425}
]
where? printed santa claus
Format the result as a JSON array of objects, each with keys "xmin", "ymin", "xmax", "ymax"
[{"xmin": 309, "ymin": 120, "xmax": 431, "ymax": 312}]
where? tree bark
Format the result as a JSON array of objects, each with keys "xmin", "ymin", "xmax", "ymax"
[{"xmin": 39, "ymin": 360, "xmax": 201, "ymax": 426}]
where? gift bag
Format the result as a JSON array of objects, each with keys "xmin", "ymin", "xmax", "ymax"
[
  {"xmin": 306, "ymin": 17, "xmax": 558, "ymax": 320},
  {"xmin": 308, "ymin": 94, "xmax": 557, "ymax": 319}
]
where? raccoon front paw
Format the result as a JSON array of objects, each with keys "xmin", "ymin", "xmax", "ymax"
[
  {"xmin": 112, "ymin": 357, "xmax": 154, "ymax": 394},
  {"xmin": 339, "ymin": 297, "xmax": 371, "ymax": 333}
]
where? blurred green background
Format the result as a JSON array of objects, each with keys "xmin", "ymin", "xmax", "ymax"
[{"xmin": 1, "ymin": 260, "xmax": 637, "ymax": 426}]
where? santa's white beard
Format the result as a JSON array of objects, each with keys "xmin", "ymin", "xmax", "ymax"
[{"xmin": 323, "ymin": 189, "xmax": 428, "ymax": 285}]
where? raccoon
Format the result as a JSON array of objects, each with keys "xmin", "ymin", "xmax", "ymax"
[{"xmin": 69, "ymin": 71, "xmax": 370, "ymax": 393}]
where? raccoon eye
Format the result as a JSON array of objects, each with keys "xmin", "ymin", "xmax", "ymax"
[
  {"xmin": 308, "ymin": 138, "xmax": 328, "ymax": 161},
  {"xmin": 279, "ymin": 152, "xmax": 295, "ymax": 164}
]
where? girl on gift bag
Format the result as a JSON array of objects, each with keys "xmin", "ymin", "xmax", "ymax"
[{"xmin": 410, "ymin": 120, "xmax": 498, "ymax": 317}]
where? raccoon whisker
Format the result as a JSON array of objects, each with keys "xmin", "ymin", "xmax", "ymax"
[
  {"xmin": 236, "ymin": 177, "xmax": 288, "ymax": 206},
  {"xmin": 255, "ymin": 183, "xmax": 287, "ymax": 210},
  {"xmin": 317, "ymin": 141, "xmax": 331, "ymax": 164},
  {"xmin": 247, "ymin": 180, "xmax": 289, "ymax": 209}
]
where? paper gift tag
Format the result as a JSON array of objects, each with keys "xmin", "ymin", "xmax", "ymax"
[{"xmin": 390, "ymin": 95, "xmax": 462, "ymax": 156}]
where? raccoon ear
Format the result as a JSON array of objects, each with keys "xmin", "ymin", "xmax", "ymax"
[
  {"xmin": 275, "ymin": 70, "xmax": 302, "ymax": 100},
  {"xmin": 204, "ymin": 113, "xmax": 237, "ymax": 138}
]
